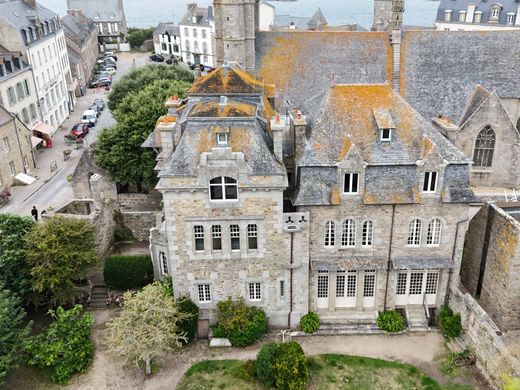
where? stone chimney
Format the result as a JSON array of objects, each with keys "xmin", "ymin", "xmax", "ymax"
[
  {"xmin": 157, "ymin": 96, "xmax": 183, "ymax": 161},
  {"xmin": 270, "ymin": 113, "xmax": 288, "ymax": 162},
  {"xmin": 290, "ymin": 110, "xmax": 308, "ymax": 161}
]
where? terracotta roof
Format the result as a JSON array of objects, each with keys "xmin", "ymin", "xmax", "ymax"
[{"xmin": 189, "ymin": 65, "xmax": 268, "ymax": 95}]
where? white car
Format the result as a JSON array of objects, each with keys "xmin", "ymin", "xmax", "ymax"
[
  {"xmin": 103, "ymin": 67, "xmax": 116, "ymax": 75},
  {"xmin": 81, "ymin": 110, "xmax": 97, "ymax": 126}
]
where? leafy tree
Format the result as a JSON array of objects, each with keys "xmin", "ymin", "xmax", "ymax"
[
  {"xmin": 95, "ymin": 79, "xmax": 191, "ymax": 189},
  {"xmin": 127, "ymin": 27, "xmax": 154, "ymax": 49},
  {"xmin": 0, "ymin": 287, "xmax": 31, "ymax": 387},
  {"xmin": 107, "ymin": 64, "xmax": 193, "ymax": 111},
  {"xmin": 24, "ymin": 216, "xmax": 98, "ymax": 308},
  {"xmin": 0, "ymin": 214, "xmax": 35, "ymax": 300},
  {"xmin": 25, "ymin": 305, "xmax": 94, "ymax": 384},
  {"xmin": 105, "ymin": 281, "xmax": 191, "ymax": 374}
]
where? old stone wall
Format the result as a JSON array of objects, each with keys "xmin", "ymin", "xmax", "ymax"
[
  {"xmin": 117, "ymin": 192, "xmax": 162, "ymax": 210},
  {"xmin": 449, "ymin": 286, "xmax": 520, "ymax": 390},
  {"xmin": 121, "ymin": 211, "xmax": 158, "ymax": 242}
]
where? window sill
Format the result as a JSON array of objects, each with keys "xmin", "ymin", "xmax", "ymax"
[{"xmin": 471, "ymin": 167, "xmax": 493, "ymax": 173}]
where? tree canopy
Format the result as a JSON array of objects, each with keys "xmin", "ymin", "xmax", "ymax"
[
  {"xmin": 95, "ymin": 79, "xmax": 191, "ymax": 189},
  {"xmin": 105, "ymin": 281, "xmax": 190, "ymax": 374},
  {"xmin": 24, "ymin": 216, "xmax": 98, "ymax": 308},
  {"xmin": 107, "ymin": 64, "xmax": 193, "ymax": 111},
  {"xmin": 0, "ymin": 214, "xmax": 35, "ymax": 300},
  {"xmin": 127, "ymin": 27, "xmax": 154, "ymax": 49}
]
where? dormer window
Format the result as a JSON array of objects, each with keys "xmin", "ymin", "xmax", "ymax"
[
  {"xmin": 373, "ymin": 109, "xmax": 394, "ymax": 142},
  {"xmin": 474, "ymin": 11, "xmax": 483, "ymax": 23},
  {"xmin": 209, "ymin": 176, "xmax": 238, "ymax": 201},
  {"xmin": 380, "ymin": 128, "xmax": 392, "ymax": 141},
  {"xmin": 423, "ymin": 171, "xmax": 438, "ymax": 193},
  {"xmin": 490, "ymin": 4, "xmax": 501, "ymax": 20},
  {"xmin": 444, "ymin": 10, "xmax": 453, "ymax": 21},
  {"xmin": 216, "ymin": 132, "xmax": 228, "ymax": 145},
  {"xmin": 459, "ymin": 10, "xmax": 466, "ymax": 22},
  {"xmin": 507, "ymin": 13, "xmax": 515, "ymax": 24}
]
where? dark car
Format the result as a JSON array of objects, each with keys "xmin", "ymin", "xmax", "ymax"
[
  {"xmin": 165, "ymin": 57, "xmax": 179, "ymax": 65},
  {"xmin": 70, "ymin": 123, "xmax": 89, "ymax": 138},
  {"xmin": 88, "ymin": 77, "xmax": 112, "ymax": 88},
  {"xmin": 189, "ymin": 63, "xmax": 205, "ymax": 71},
  {"xmin": 102, "ymin": 52, "xmax": 118, "ymax": 61},
  {"xmin": 103, "ymin": 55, "xmax": 117, "ymax": 62},
  {"xmin": 90, "ymin": 104, "xmax": 101, "ymax": 117},
  {"xmin": 150, "ymin": 54, "xmax": 164, "ymax": 62},
  {"xmin": 93, "ymin": 99, "xmax": 105, "ymax": 111}
]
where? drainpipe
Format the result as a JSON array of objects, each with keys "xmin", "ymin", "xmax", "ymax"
[
  {"xmin": 383, "ymin": 204, "xmax": 396, "ymax": 311},
  {"xmin": 445, "ymin": 217, "xmax": 469, "ymax": 306},
  {"xmin": 288, "ymin": 231, "xmax": 294, "ymax": 328},
  {"xmin": 12, "ymin": 113, "xmax": 27, "ymax": 174}
]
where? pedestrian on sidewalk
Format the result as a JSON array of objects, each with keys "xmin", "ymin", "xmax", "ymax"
[{"xmin": 31, "ymin": 206, "xmax": 38, "ymax": 221}]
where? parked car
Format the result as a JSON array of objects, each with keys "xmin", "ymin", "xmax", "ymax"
[
  {"xmin": 70, "ymin": 123, "xmax": 89, "ymax": 138},
  {"xmin": 102, "ymin": 67, "xmax": 116, "ymax": 75},
  {"xmin": 89, "ymin": 104, "xmax": 101, "ymax": 117},
  {"xmin": 190, "ymin": 63, "xmax": 206, "ymax": 71},
  {"xmin": 94, "ymin": 71, "xmax": 112, "ymax": 79},
  {"xmin": 88, "ymin": 77, "xmax": 111, "ymax": 88},
  {"xmin": 150, "ymin": 54, "xmax": 164, "ymax": 62},
  {"xmin": 103, "ymin": 52, "xmax": 118, "ymax": 61},
  {"xmin": 165, "ymin": 57, "xmax": 178, "ymax": 65},
  {"xmin": 96, "ymin": 58, "xmax": 117, "ymax": 69},
  {"xmin": 93, "ymin": 99, "xmax": 105, "ymax": 111},
  {"xmin": 81, "ymin": 110, "xmax": 97, "ymax": 126}
]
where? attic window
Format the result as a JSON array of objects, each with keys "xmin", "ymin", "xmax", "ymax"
[
  {"xmin": 216, "ymin": 133, "xmax": 228, "ymax": 145},
  {"xmin": 380, "ymin": 128, "xmax": 392, "ymax": 141}
]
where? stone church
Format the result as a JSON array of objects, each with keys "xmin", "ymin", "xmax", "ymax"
[{"xmin": 146, "ymin": 0, "xmax": 520, "ymax": 330}]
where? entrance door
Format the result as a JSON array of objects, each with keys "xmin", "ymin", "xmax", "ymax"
[
  {"xmin": 335, "ymin": 270, "xmax": 357, "ymax": 308},
  {"xmin": 316, "ymin": 270, "xmax": 329, "ymax": 309},
  {"xmin": 395, "ymin": 270, "xmax": 439, "ymax": 306},
  {"xmin": 362, "ymin": 270, "xmax": 376, "ymax": 308},
  {"xmin": 193, "ymin": 54, "xmax": 201, "ymax": 64}
]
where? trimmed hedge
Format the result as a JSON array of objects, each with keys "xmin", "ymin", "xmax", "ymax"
[
  {"xmin": 178, "ymin": 296, "xmax": 199, "ymax": 344},
  {"xmin": 376, "ymin": 310, "xmax": 405, "ymax": 333},
  {"xmin": 300, "ymin": 312, "xmax": 320, "ymax": 334},
  {"xmin": 103, "ymin": 255, "xmax": 153, "ymax": 290}
]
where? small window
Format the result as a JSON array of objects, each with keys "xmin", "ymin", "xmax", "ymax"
[
  {"xmin": 159, "ymin": 251, "xmax": 168, "ymax": 275},
  {"xmin": 343, "ymin": 173, "xmax": 359, "ymax": 194},
  {"xmin": 7, "ymin": 87, "xmax": 17, "ymax": 106},
  {"xmin": 280, "ymin": 280, "xmax": 285, "ymax": 298},
  {"xmin": 3, "ymin": 137, "xmax": 11, "ymax": 153},
  {"xmin": 444, "ymin": 10, "xmax": 452, "ymax": 21},
  {"xmin": 248, "ymin": 282, "xmax": 261, "ymax": 301},
  {"xmin": 324, "ymin": 221, "xmax": 335, "ymax": 247},
  {"xmin": 507, "ymin": 13, "xmax": 515, "ymax": 24},
  {"xmin": 209, "ymin": 176, "xmax": 238, "ymax": 201},
  {"xmin": 426, "ymin": 219, "xmax": 442, "ymax": 246},
  {"xmin": 407, "ymin": 219, "xmax": 422, "ymax": 246},
  {"xmin": 9, "ymin": 161, "xmax": 16, "ymax": 176},
  {"xmin": 491, "ymin": 6, "xmax": 500, "ymax": 19},
  {"xmin": 216, "ymin": 133, "xmax": 228, "ymax": 145},
  {"xmin": 423, "ymin": 171, "xmax": 438, "ymax": 193},
  {"xmin": 380, "ymin": 128, "xmax": 392, "ymax": 141},
  {"xmin": 230, "ymin": 224, "xmax": 240, "ymax": 251},
  {"xmin": 362, "ymin": 221, "xmax": 373, "ymax": 247},
  {"xmin": 459, "ymin": 11, "xmax": 466, "ymax": 22},
  {"xmin": 194, "ymin": 225, "xmax": 204, "ymax": 251},
  {"xmin": 247, "ymin": 224, "xmax": 258, "ymax": 250},
  {"xmin": 211, "ymin": 225, "xmax": 222, "ymax": 251},
  {"xmin": 197, "ymin": 284, "xmax": 211, "ymax": 302}
]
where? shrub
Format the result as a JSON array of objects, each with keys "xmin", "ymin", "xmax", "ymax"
[
  {"xmin": 214, "ymin": 298, "xmax": 268, "ymax": 347},
  {"xmin": 25, "ymin": 305, "xmax": 93, "ymax": 384},
  {"xmin": 439, "ymin": 306, "xmax": 462, "ymax": 338},
  {"xmin": 300, "ymin": 312, "xmax": 320, "ymax": 334},
  {"xmin": 103, "ymin": 255, "xmax": 153, "ymax": 290},
  {"xmin": 274, "ymin": 342, "xmax": 309, "ymax": 390},
  {"xmin": 178, "ymin": 297, "xmax": 199, "ymax": 344},
  {"xmin": 376, "ymin": 310, "xmax": 405, "ymax": 332},
  {"xmin": 113, "ymin": 210, "xmax": 134, "ymax": 242},
  {"xmin": 256, "ymin": 343, "xmax": 279, "ymax": 387}
]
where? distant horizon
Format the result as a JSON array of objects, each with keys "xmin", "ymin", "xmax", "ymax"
[{"xmin": 39, "ymin": 0, "xmax": 440, "ymax": 29}]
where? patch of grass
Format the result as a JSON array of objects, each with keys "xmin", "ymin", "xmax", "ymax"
[{"xmin": 435, "ymin": 351, "xmax": 471, "ymax": 378}]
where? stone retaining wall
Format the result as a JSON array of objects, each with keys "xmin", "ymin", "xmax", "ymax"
[
  {"xmin": 117, "ymin": 193, "xmax": 162, "ymax": 211},
  {"xmin": 121, "ymin": 211, "xmax": 157, "ymax": 242},
  {"xmin": 449, "ymin": 286, "xmax": 520, "ymax": 389}
]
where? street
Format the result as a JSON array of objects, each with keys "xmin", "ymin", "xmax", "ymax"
[{"xmin": 1, "ymin": 52, "xmax": 150, "ymax": 218}]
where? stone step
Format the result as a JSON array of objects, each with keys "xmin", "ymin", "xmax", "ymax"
[
  {"xmin": 318, "ymin": 311, "xmax": 378, "ymax": 325},
  {"xmin": 292, "ymin": 324, "xmax": 385, "ymax": 337}
]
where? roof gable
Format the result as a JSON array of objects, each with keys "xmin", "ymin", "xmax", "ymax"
[{"xmin": 189, "ymin": 65, "xmax": 267, "ymax": 95}]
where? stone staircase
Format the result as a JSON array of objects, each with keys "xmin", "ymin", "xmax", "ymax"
[
  {"xmin": 405, "ymin": 305, "xmax": 430, "ymax": 331},
  {"xmin": 89, "ymin": 285, "xmax": 108, "ymax": 309}
]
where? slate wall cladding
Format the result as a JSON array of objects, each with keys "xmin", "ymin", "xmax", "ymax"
[{"xmin": 364, "ymin": 165, "xmax": 418, "ymax": 204}]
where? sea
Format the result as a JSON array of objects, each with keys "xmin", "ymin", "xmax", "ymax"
[{"xmin": 38, "ymin": 0, "xmax": 440, "ymax": 29}]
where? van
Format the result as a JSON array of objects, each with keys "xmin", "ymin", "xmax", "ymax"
[{"xmin": 81, "ymin": 110, "xmax": 97, "ymax": 127}]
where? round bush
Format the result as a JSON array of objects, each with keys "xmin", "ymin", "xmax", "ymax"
[
  {"xmin": 274, "ymin": 342, "xmax": 308, "ymax": 390},
  {"xmin": 376, "ymin": 310, "xmax": 405, "ymax": 332},
  {"xmin": 103, "ymin": 255, "xmax": 153, "ymax": 290},
  {"xmin": 178, "ymin": 296, "xmax": 199, "ymax": 344},
  {"xmin": 227, "ymin": 308, "xmax": 268, "ymax": 347},
  {"xmin": 300, "ymin": 312, "xmax": 320, "ymax": 334},
  {"xmin": 256, "ymin": 343, "xmax": 279, "ymax": 387}
]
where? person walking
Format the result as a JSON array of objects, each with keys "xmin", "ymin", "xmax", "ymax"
[{"xmin": 31, "ymin": 206, "xmax": 38, "ymax": 221}]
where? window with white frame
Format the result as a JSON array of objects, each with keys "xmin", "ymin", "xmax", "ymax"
[
  {"xmin": 341, "ymin": 219, "xmax": 356, "ymax": 247},
  {"xmin": 491, "ymin": 5, "xmax": 500, "ymax": 19},
  {"xmin": 507, "ymin": 13, "xmax": 515, "ymax": 24},
  {"xmin": 380, "ymin": 128, "xmax": 392, "ymax": 141},
  {"xmin": 230, "ymin": 224, "xmax": 240, "ymax": 251},
  {"xmin": 197, "ymin": 284, "xmax": 211, "ymax": 302},
  {"xmin": 444, "ymin": 10, "xmax": 452, "ymax": 21},
  {"xmin": 7, "ymin": 87, "xmax": 17, "ymax": 106},
  {"xmin": 9, "ymin": 161, "xmax": 16, "ymax": 176},
  {"xmin": 426, "ymin": 218, "xmax": 442, "ymax": 246},
  {"xmin": 216, "ymin": 132, "xmax": 228, "ymax": 145},
  {"xmin": 407, "ymin": 219, "xmax": 422, "ymax": 246},
  {"xmin": 159, "ymin": 251, "xmax": 168, "ymax": 275},
  {"xmin": 423, "ymin": 171, "xmax": 438, "ymax": 193},
  {"xmin": 362, "ymin": 221, "xmax": 373, "ymax": 247},
  {"xmin": 247, "ymin": 224, "xmax": 258, "ymax": 250},
  {"xmin": 324, "ymin": 221, "xmax": 335, "ymax": 247},
  {"xmin": 280, "ymin": 280, "xmax": 285, "ymax": 298},
  {"xmin": 363, "ymin": 270, "xmax": 376, "ymax": 297},
  {"xmin": 194, "ymin": 225, "xmax": 204, "ymax": 251},
  {"xmin": 343, "ymin": 173, "xmax": 359, "ymax": 194},
  {"xmin": 396, "ymin": 272, "xmax": 407, "ymax": 295},
  {"xmin": 459, "ymin": 10, "xmax": 466, "ymax": 22},
  {"xmin": 409, "ymin": 271, "xmax": 423, "ymax": 295},
  {"xmin": 3, "ymin": 137, "xmax": 11, "ymax": 153},
  {"xmin": 22, "ymin": 108, "xmax": 30, "ymax": 124},
  {"xmin": 184, "ymin": 27, "xmax": 189, "ymax": 35},
  {"xmin": 211, "ymin": 225, "xmax": 222, "ymax": 251},
  {"xmin": 425, "ymin": 271, "xmax": 439, "ymax": 295},
  {"xmin": 209, "ymin": 176, "xmax": 238, "ymax": 201},
  {"xmin": 202, "ymin": 29, "xmax": 207, "ymax": 39},
  {"xmin": 474, "ymin": 11, "xmax": 483, "ymax": 22},
  {"xmin": 347, "ymin": 270, "xmax": 357, "ymax": 297},
  {"xmin": 248, "ymin": 282, "xmax": 261, "ymax": 301},
  {"xmin": 317, "ymin": 270, "xmax": 329, "ymax": 298},
  {"xmin": 336, "ymin": 271, "xmax": 345, "ymax": 297}
]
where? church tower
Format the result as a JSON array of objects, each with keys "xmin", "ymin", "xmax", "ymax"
[
  {"xmin": 372, "ymin": 0, "xmax": 404, "ymax": 31},
  {"xmin": 213, "ymin": 0, "xmax": 258, "ymax": 70}
]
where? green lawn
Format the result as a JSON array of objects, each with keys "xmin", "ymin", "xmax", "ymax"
[{"xmin": 177, "ymin": 354, "xmax": 473, "ymax": 390}]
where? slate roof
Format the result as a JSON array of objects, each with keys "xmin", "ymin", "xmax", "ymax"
[
  {"xmin": 179, "ymin": 4, "xmax": 213, "ymax": 27},
  {"xmin": 62, "ymin": 12, "xmax": 97, "ymax": 47},
  {"xmin": 307, "ymin": 8, "xmax": 328, "ymax": 30},
  {"xmin": 0, "ymin": 104, "xmax": 14, "ymax": 126},
  {"xmin": 436, "ymin": 0, "xmax": 520, "ymax": 25},
  {"xmin": 189, "ymin": 66, "xmax": 270, "ymax": 95},
  {"xmin": 67, "ymin": 0, "xmax": 124, "ymax": 22},
  {"xmin": 458, "ymin": 85, "xmax": 491, "ymax": 127},
  {"xmin": 0, "ymin": 45, "xmax": 30, "ymax": 81},
  {"xmin": 155, "ymin": 22, "xmax": 179, "ymax": 36},
  {"xmin": 0, "ymin": 0, "xmax": 57, "ymax": 30},
  {"xmin": 400, "ymin": 30, "xmax": 520, "ymax": 122}
]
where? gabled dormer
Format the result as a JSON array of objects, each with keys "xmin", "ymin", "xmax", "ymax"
[{"xmin": 372, "ymin": 108, "xmax": 395, "ymax": 142}]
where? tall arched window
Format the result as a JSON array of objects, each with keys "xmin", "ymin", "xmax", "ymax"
[
  {"xmin": 209, "ymin": 176, "xmax": 238, "ymax": 200},
  {"xmin": 324, "ymin": 221, "xmax": 335, "ymax": 247},
  {"xmin": 473, "ymin": 126, "xmax": 495, "ymax": 167},
  {"xmin": 426, "ymin": 218, "xmax": 442, "ymax": 246},
  {"xmin": 407, "ymin": 219, "xmax": 422, "ymax": 246},
  {"xmin": 341, "ymin": 219, "xmax": 356, "ymax": 247},
  {"xmin": 362, "ymin": 221, "xmax": 373, "ymax": 247}
]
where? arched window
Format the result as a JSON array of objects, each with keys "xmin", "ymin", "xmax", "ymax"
[
  {"xmin": 341, "ymin": 219, "xmax": 356, "ymax": 247},
  {"xmin": 407, "ymin": 219, "xmax": 422, "ymax": 246},
  {"xmin": 426, "ymin": 218, "xmax": 442, "ymax": 246},
  {"xmin": 362, "ymin": 221, "xmax": 373, "ymax": 247},
  {"xmin": 473, "ymin": 126, "xmax": 495, "ymax": 167},
  {"xmin": 324, "ymin": 221, "xmax": 335, "ymax": 247},
  {"xmin": 209, "ymin": 176, "xmax": 238, "ymax": 200}
]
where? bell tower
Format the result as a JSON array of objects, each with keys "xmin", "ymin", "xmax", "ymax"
[
  {"xmin": 214, "ymin": 0, "xmax": 258, "ymax": 70},
  {"xmin": 372, "ymin": 0, "xmax": 404, "ymax": 31}
]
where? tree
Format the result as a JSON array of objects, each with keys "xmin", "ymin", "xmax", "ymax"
[
  {"xmin": 0, "ymin": 214, "xmax": 35, "ymax": 300},
  {"xmin": 107, "ymin": 64, "xmax": 193, "ymax": 111},
  {"xmin": 105, "ymin": 281, "xmax": 190, "ymax": 374},
  {"xmin": 127, "ymin": 27, "xmax": 154, "ymax": 49},
  {"xmin": 24, "ymin": 216, "xmax": 98, "ymax": 308},
  {"xmin": 95, "ymin": 79, "xmax": 191, "ymax": 189},
  {"xmin": 0, "ymin": 287, "xmax": 31, "ymax": 387},
  {"xmin": 25, "ymin": 305, "xmax": 93, "ymax": 384}
]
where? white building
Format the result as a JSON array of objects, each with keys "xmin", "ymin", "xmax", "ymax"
[
  {"xmin": 0, "ymin": 0, "xmax": 76, "ymax": 135},
  {"xmin": 435, "ymin": 0, "xmax": 520, "ymax": 30},
  {"xmin": 153, "ymin": 23, "xmax": 181, "ymax": 58},
  {"xmin": 179, "ymin": 3, "xmax": 215, "ymax": 67},
  {"xmin": 258, "ymin": 1, "xmax": 275, "ymax": 31}
]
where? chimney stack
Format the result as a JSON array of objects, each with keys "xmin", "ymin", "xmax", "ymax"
[{"xmin": 270, "ymin": 113, "xmax": 289, "ymax": 162}]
